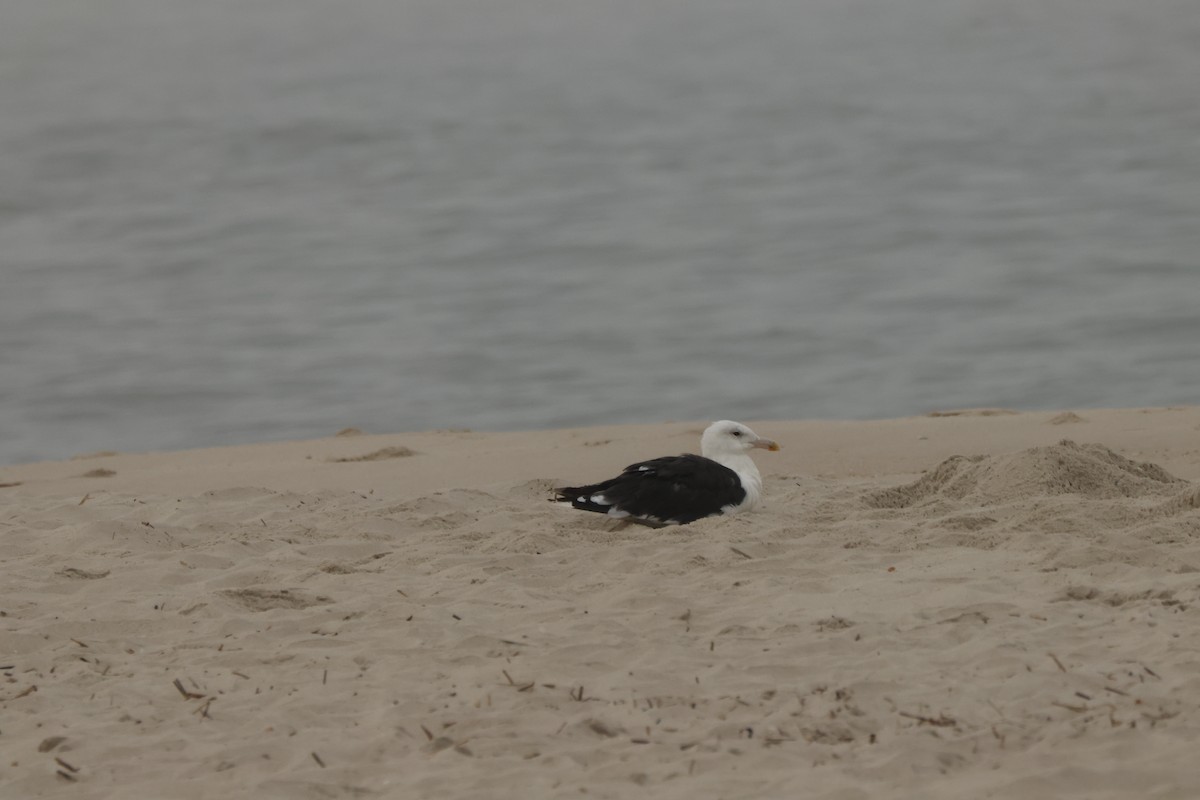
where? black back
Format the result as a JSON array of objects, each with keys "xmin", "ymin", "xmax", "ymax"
[{"xmin": 557, "ymin": 454, "xmax": 746, "ymax": 525}]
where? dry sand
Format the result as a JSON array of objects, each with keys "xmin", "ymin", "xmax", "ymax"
[{"xmin": 2, "ymin": 407, "xmax": 1199, "ymax": 799}]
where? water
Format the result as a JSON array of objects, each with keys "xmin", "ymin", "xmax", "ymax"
[{"xmin": 2, "ymin": 0, "xmax": 1199, "ymax": 465}]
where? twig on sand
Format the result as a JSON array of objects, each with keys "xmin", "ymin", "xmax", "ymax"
[
  {"xmin": 729, "ymin": 547, "xmax": 753, "ymax": 560},
  {"xmin": 173, "ymin": 678, "xmax": 204, "ymax": 700},
  {"xmin": 311, "ymin": 752, "xmax": 326, "ymax": 768},
  {"xmin": 1048, "ymin": 653, "xmax": 1068, "ymax": 672},
  {"xmin": 1141, "ymin": 708, "xmax": 1180, "ymax": 723},
  {"xmin": 1052, "ymin": 701, "xmax": 1088, "ymax": 713},
  {"xmin": 898, "ymin": 711, "xmax": 956, "ymax": 727}
]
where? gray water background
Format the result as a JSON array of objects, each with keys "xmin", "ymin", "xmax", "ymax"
[{"xmin": 2, "ymin": 0, "xmax": 1199, "ymax": 465}]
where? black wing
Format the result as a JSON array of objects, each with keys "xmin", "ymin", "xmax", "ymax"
[{"xmin": 556, "ymin": 454, "xmax": 746, "ymax": 525}]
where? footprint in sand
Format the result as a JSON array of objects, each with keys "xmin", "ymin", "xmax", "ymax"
[
  {"xmin": 219, "ymin": 588, "xmax": 332, "ymax": 612},
  {"xmin": 926, "ymin": 408, "xmax": 1017, "ymax": 417},
  {"xmin": 329, "ymin": 446, "xmax": 418, "ymax": 462}
]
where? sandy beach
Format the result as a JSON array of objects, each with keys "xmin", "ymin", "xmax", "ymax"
[{"xmin": 2, "ymin": 406, "xmax": 1199, "ymax": 799}]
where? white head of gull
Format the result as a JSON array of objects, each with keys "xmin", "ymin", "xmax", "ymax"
[{"xmin": 698, "ymin": 419, "xmax": 781, "ymax": 512}]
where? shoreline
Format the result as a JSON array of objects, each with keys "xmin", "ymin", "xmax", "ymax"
[{"xmin": 4, "ymin": 406, "xmax": 1199, "ymax": 498}]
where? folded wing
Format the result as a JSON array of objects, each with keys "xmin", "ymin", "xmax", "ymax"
[{"xmin": 556, "ymin": 454, "xmax": 746, "ymax": 525}]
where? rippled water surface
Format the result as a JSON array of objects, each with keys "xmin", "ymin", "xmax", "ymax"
[{"xmin": 2, "ymin": 0, "xmax": 1199, "ymax": 463}]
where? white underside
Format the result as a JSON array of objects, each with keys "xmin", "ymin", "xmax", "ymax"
[{"xmin": 711, "ymin": 452, "xmax": 763, "ymax": 515}]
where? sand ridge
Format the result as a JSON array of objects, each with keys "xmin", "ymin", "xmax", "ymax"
[{"xmin": 1, "ymin": 407, "xmax": 1199, "ymax": 798}]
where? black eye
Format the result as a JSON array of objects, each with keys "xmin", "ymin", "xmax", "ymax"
[{"xmin": 731, "ymin": 430, "xmax": 742, "ymax": 437}]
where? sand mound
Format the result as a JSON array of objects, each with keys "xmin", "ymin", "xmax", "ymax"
[
  {"xmin": 860, "ymin": 440, "xmax": 1199, "ymax": 573},
  {"xmin": 867, "ymin": 440, "xmax": 1183, "ymax": 508}
]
